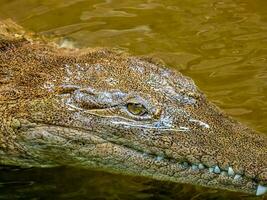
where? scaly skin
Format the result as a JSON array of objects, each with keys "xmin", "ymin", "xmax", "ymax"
[{"xmin": 0, "ymin": 20, "xmax": 266, "ymax": 196}]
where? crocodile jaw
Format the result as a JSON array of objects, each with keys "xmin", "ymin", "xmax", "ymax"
[{"xmin": 12, "ymin": 123, "xmax": 266, "ymax": 196}]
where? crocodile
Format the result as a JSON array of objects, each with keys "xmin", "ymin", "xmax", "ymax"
[{"xmin": 0, "ymin": 19, "xmax": 266, "ymax": 196}]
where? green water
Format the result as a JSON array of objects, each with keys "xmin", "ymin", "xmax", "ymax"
[{"xmin": 0, "ymin": 0, "xmax": 267, "ymax": 199}]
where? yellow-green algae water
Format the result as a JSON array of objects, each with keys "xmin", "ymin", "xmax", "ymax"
[{"xmin": 0, "ymin": 0, "xmax": 267, "ymax": 199}]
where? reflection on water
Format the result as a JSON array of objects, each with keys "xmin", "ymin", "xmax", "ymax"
[
  {"xmin": 0, "ymin": 0, "xmax": 266, "ymax": 199},
  {"xmin": 0, "ymin": 167, "xmax": 262, "ymax": 200}
]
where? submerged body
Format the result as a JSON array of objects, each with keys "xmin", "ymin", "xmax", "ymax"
[{"xmin": 0, "ymin": 20, "xmax": 266, "ymax": 196}]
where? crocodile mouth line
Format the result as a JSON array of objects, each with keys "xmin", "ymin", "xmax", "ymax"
[
  {"xmin": 24, "ymin": 123, "xmax": 267, "ymax": 196},
  {"xmin": 115, "ymin": 141, "xmax": 266, "ymax": 196},
  {"xmin": 85, "ymin": 131, "xmax": 266, "ymax": 196}
]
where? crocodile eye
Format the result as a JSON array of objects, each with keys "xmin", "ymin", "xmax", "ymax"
[{"xmin": 126, "ymin": 103, "xmax": 148, "ymax": 116}]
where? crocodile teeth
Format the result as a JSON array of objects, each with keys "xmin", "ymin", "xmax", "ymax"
[
  {"xmin": 182, "ymin": 162, "xmax": 189, "ymax": 168},
  {"xmin": 227, "ymin": 167, "xmax": 235, "ymax": 176},
  {"xmin": 142, "ymin": 153, "xmax": 148, "ymax": 157},
  {"xmin": 234, "ymin": 174, "xmax": 242, "ymax": 180},
  {"xmin": 156, "ymin": 156, "xmax": 164, "ymax": 161},
  {"xmin": 209, "ymin": 167, "xmax": 214, "ymax": 173},
  {"xmin": 192, "ymin": 164, "xmax": 198, "ymax": 170},
  {"xmin": 213, "ymin": 166, "xmax": 221, "ymax": 174},
  {"xmin": 198, "ymin": 163, "xmax": 205, "ymax": 170},
  {"xmin": 256, "ymin": 185, "xmax": 267, "ymax": 196}
]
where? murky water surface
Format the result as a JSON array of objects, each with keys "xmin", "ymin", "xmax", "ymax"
[{"xmin": 0, "ymin": 0, "xmax": 267, "ymax": 199}]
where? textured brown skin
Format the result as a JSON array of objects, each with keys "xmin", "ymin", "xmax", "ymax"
[{"xmin": 0, "ymin": 20, "xmax": 266, "ymax": 195}]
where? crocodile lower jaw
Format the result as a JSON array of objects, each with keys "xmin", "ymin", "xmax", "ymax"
[
  {"xmin": 17, "ymin": 124, "xmax": 266, "ymax": 196},
  {"xmin": 135, "ymin": 149, "xmax": 266, "ymax": 196}
]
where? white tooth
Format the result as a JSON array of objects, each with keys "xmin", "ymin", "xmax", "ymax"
[
  {"xmin": 142, "ymin": 153, "xmax": 148, "ymax": 157},
  {"xmin": 214, "ymin": 166, "xmax": 221, "ymax": 174},
  {"xmin": 256, "ymin": 185, "xmax": 267, "ymax": 196},
  {"xmin": 198, "ymin": 163, "xmax": 205, "ymax": 170},
  {"xmin": 228, "ymin": 167, "xmax": 235, "ymax": 176},
  {"xmin": 182, "ymin": 162, "xmax": 189, "ymax": 168},
  {"xmin": 156, "ymin": 156, "xmax": 164, "ymax": 161},
  {"xmin": 234, "ymin": 174, "xmax": 242, "ymax": 180},
  {"xmin": 209, "ymin": 167, "xmax": 214, "ymax": 173},
  {"xmin": 192, "ymin": 165, "xmax": 198, "ymax": 170}
]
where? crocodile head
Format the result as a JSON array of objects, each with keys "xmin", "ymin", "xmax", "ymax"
[{"xmin": 0, "ymin": 32, "xmax": 266, "ymax": 195}]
